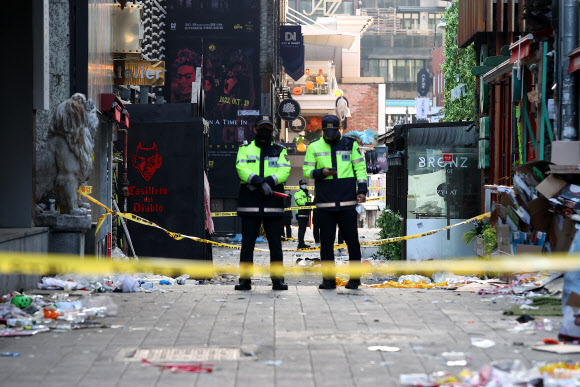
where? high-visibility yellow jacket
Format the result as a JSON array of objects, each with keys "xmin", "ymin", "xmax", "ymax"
[
  {"xmin": 294, "ymin": 189, "xmax": 310, "ymax": 218},
  {"xmin": 303, "ymin": 135, "xmax": 367, "ymax": 211},
  {"xmin": 236, "ymin": 140, "xmax": 291, "ymax": 216}
]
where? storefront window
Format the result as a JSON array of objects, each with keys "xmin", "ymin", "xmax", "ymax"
[{"xmin": 406, "ymin": 127, "xmax": 480, "ymax": 220}]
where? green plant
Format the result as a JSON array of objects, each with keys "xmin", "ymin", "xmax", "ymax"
[
  {"xmin": 482, "ymin": 227, "xmax": 498, "ymax": 255},
  {"xmin": 373, "ymin": 207, "xmax": 403, "ymax": 260},
  {"xmin": 463, "ymin": 221, "xmax": 497, "ymax": 255},
  {"xmin": 462, "ymin": 220, "xmax": 489, "ymax": 245},
  {"xmin": 442, "ymin": 1, "xmax": 477, "ymax": 122}
]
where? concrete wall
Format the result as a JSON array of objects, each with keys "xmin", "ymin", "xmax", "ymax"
[
  {"xmin": 0, "ymin": 228, "xmax": 49, "ymax": 293},
  {"xmin": 35, "ymin": 0, "xmax": 71, "ymax": 145},
  {"xmin": 339, "ymin": 83, "xmax": 380, "ymax": 132}
]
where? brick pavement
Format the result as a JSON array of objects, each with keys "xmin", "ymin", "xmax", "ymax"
[{"xmin": 0, "ymin": 279, "xmax": 571, "ymax": 387}]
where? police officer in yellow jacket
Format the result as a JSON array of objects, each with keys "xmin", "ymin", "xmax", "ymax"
[
  {"xmin": 294, "ymin": 179, "xmax": 311, "ymax": 249},
  {"xmin": 303, "ymin": 114, "xmax": 368, "ymax": 290},
  {"xmin": 236, "ymin": 115, "xmax": 291, "ymax": 290}
]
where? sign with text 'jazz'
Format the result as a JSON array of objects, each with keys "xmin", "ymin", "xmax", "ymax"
[{"xmin": 113, "ymin": 60, "xmax": 165, "ymax": 86}]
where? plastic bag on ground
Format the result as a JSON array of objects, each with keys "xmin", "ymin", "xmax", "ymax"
[
  {"xmin": 80, "ymin": 295, "xmax": 118, "ymax": 316},
  {"xmin": 113, "ymin": 275, "xmax": 140, "ymax": 293},
  {"xmin": 432, "ymin": 272, "xmax": 481, "ymax": 285}
]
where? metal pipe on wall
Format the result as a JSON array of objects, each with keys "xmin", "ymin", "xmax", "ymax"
[{"xmin": 560, "ymin": 0, "xmax": 578, "ymax": 140}]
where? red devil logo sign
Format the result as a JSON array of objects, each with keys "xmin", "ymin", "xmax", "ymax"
[{"xmin": 132, "ymin": 142, "xmax": 162, "ymax": 181}]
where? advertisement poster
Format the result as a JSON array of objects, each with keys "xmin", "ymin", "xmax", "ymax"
[{"xmin": 166, "ymin": 0, "xmax": 261, "ymax": 198}]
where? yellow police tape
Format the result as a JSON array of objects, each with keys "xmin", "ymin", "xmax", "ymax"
[
  {"xmin": 79, "ymin": 190, "xmax": 488, "ymax": 253},
  {"xmin": 211, "ymin": 196, "xmax": 387, "ymax": 216},
  {"xmin": 0, "ymin": 251, "xmax": 579, "ymax": 278}
]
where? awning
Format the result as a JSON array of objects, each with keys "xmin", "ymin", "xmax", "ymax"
[
  {"xmin": 509, "ymin": 34, "xmax": 533, "ymax": 64},
  {"xmin": 482, "ymin": 59, "xmax": 512, "ymax": 84},
  {"xmin": 568, "ymin": 45, "xmax": 580, "ymax": 73},
  {"xmin": 301, "ymin": 26, "xmax": 357, "ymax": 49}
]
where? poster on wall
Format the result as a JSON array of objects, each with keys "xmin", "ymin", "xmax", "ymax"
[{"xmin": 165, "ymin": 0, "xmax": 261, "ymax": 198}]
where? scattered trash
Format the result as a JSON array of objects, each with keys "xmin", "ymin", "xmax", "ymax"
[
  {"xmin": 0, "ymin": 352, "xmax": 20, "ymax": 357},
  {"xmin": 398, "ymin": 275, "xmax": 431, "ymax": 284},
  {"xmin": 516, "ymin": 315, "xmax": 536, "ymax": 323},
  {"xmin": 470, "ymin": 338, "xmax": 495, "ymax": 348},
  {"xmin": 141, "ymin": 359, "xmax": 213, "ymax": 373},
  {"xmin": 264, "ymin": 360, "xmax": 282, "ymax": 366},
  {"xmin": 0, "ymin": 292, "xmax": 117, "ymax": 339},
  {"xmin": 441, "ymin": 352, "xmax": 470, "ymax": 366},
  {"xmin": 368, "ymin": 346, "xmax": 400, "ymax": 352},
  {"xmin": 159, "ymin": 280, "xmax": 172, "ymax": 285}
]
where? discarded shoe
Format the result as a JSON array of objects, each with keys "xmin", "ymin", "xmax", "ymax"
[
  {"xmin": 272, "ymin": 279, "xmax": 288, "ymax": 290},
  {"xmin": 318, "ymin": 279, "xmax": 336, "ymax": 289},
  {"xmin": 235, "ymin": 279, "xmax": 252, "ymax": 291},
  {"xmin": 345, "ymin": 279, "xmax": 361, "ymax": 290}
]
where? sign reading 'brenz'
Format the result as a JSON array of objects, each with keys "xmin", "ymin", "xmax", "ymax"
[
  {"xmin": 113, "ymin": 60, "xmax": 165, "ymax": 86},
  {"xmin": 418, "ymin": 155, "xmax": 468, "ymax": 168}
]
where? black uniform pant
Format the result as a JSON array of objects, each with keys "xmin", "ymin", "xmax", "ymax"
[
  {"xmin": 297, "ymin": 216, "xmax": 309, "ymax": 246},
  {"xmin": 312, "ymin": 209, "xmax": 320, "ymax": 243},
  {"xmin": 240, "ymin": 216, "xmax": 283, "ymax": 279},
  {"xmin": 318, "ymin": 208, "xmax": 361, "ymax": 280},
  {"xmin": 283, "ymin": 215, "xmax": 292, "ymax": 238}
]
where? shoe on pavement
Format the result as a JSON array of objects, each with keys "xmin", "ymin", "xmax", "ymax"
[
  {"xmin": 297, "ymin": 244, "xmax": 311, "ymax": 249},
  {"xmin": 272, "ymin": 278, "xmax": 288, "ymax": 290},
  {"xmin": 235, "ymin": 279, "xmax": 252, "ymax": 291},
  {"xmin": 345, "ymin": 279, "xmax": 361, "ymax": 289},
  {"xmin": 318, "ymin": 279, "xmax": 336, "ymax": 289}
]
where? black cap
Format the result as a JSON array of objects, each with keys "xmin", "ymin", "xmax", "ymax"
[
  {"xmin": 299, "ymin": 179, "xmax": 307, "ymax": 185},
  {"xmin": 321, "ymin": 114, "xmax": 340, "ymax": 129},
  {"xmin": 255, "ymin": 115, "xmax": 274, "ymax": 129}
]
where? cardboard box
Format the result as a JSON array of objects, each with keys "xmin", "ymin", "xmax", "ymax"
[
  {"xmin": 552, "ymin": 215, "xmax": 577, "ymax": 252},
  {"xmin": 528, "ymin": 196, "xmax": 554, "ymax": 233},
  {"xmin": 514, "ymin": 244, "xmax": 544, "ymax": 254},
  {"xmin": 495, "ymin": 223, "xmax": 512, "ymax": 255},
  {"xmin": 551, "ymin": 141, "xmax": 580, "ymax": 166},
  {"xmin": 536, "ymin": 174, "xmax": 567, "ymax": 198}
]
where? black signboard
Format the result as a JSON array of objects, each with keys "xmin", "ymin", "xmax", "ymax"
[
  {"xmin": 279, "ymin": 25, "xmax": 304, "ymax": 81},
  {"xmin": 289, "ymin": 116, "xmax": 306, "ymax": 133},
  {"xmin": 166, "ymin": 0, "xmax": 261, "ymax": 199},
  {"xmin": 278, "ymin": 98, "xmax": 301, "ymax": 121},
  {"xmin": 125, "ymin": 104, "xmax": 209, "ymax": 260},
  {"xmin": 417, "ymin": 68, "xmax": 430, "ymax": 97}
]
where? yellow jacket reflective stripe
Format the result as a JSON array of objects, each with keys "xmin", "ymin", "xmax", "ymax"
[
  {"xmin": 236, "ymin": 141, "xmax": 291, "ymax": 216},
  {"xmin": 303, "ymin": 136, "xmax": 368, "ymax": 210}
]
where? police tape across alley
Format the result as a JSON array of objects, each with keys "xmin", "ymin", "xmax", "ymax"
[
  {"xmin": 1, "ymin": 251, "xmax": 580, "ymax": 278},
  {"xmin": 79, "ymin": 188, "xmax": 487, "ymax": 253}
]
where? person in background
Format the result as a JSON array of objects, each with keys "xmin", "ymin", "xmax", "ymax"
[{"xmin": 294, "ymin": 179, "xmax": 312, "ymax": 249}]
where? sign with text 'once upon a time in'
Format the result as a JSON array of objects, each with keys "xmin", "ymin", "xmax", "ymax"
[{"xmin": 113, "ymin": 60, "xmax": 165, "ymax": 86}]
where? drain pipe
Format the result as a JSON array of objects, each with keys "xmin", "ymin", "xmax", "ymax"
[{"xmin": 560, "ymin": 0, "xmax": 578, "ymax": 140}]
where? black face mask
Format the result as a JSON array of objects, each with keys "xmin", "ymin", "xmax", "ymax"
[
  {"xmin": 323, "ymin": 128, "xmax": 339, "ymax": 143},
  {"xmin": 256, "ymin": 128, "xmax": 273, "ymax": 140}
]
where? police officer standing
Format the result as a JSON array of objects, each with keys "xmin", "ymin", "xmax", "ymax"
[
  {"xmin": 294, "ymin": 179, "xmax": 311, "ymax": 249},
  {"xmin": 235, "ymin": 115, "xmax": 291, "ymax": 290},
  {"xmin": 303, "ymin": 114, "xmax": 367, "ymax": 289}
]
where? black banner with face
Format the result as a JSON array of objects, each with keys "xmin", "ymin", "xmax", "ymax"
[{"xmin": 166, "ymin": 0, "xmax": 261, "ymax": 198}]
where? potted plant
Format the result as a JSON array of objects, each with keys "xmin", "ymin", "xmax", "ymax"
[{"xmin": 463, "ymin": 221, "xmax": 497, "ymax": 256}]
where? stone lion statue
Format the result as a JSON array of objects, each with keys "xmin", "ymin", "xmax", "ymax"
[{"xmin": 36, "ymin": 93, "xmax": 99, "ymax": 215}]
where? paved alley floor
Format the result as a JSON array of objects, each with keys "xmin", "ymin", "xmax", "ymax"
[{"xmin": 0, "ymin": 280, "xmax": 573, "ymax": 387}]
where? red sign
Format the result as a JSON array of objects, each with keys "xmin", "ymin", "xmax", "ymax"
[
  {"xmin": 114, "ymin": 107, "xmax": 122, "ymax": 123},
  {"xmin": 132, "ymin": 142, "xmax": 163, "ymax": 181},
  {"xmin": 443, "ymin": 154, "xmax": 453, "ymax": 162}
]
